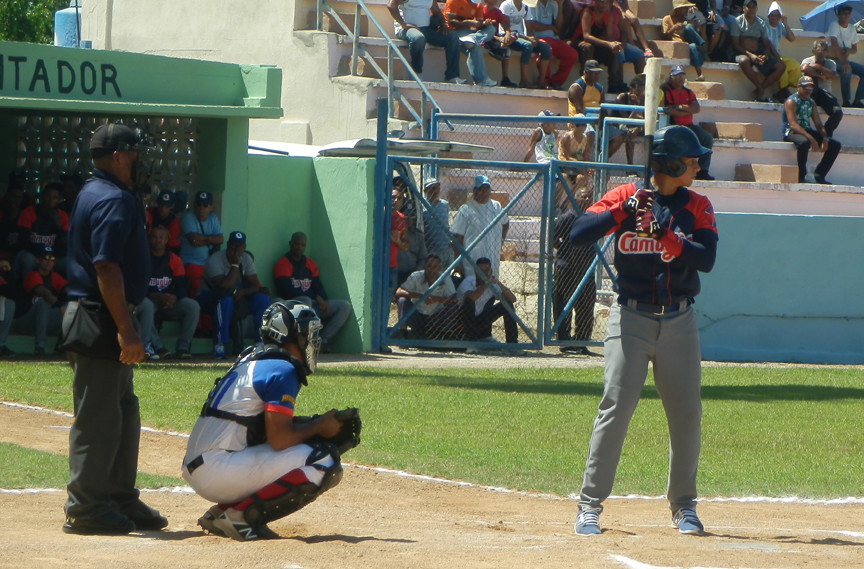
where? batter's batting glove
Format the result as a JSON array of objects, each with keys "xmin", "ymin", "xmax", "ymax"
[
  {"xmin": 634, "ymin": 191, "xmax": 658, "ymax": 237},
  {"xmin": 622, "ymin": 188, "xmax": 654, "ymax": 217}
]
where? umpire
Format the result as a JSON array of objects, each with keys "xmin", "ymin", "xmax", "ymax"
[
  {"xmin": 61, "ymin": 123, "xmax": 168, "ymax": 535},
  {"xmin": 569, "ymin": 126, "xmax": 718, "ymax": 537}
]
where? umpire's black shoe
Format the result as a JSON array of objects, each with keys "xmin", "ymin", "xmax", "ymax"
[
  {"xmin": 62, "ymin": 510, "xmax": 136, "ymax": 535},
  {"xmin": 120, "ymin": 499, "xmax": 169, "ymax": 530}
]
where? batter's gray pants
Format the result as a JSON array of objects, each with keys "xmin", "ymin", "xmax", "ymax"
[{"xmin": 579, "ymin": 303, "xmax": 702, "ymax": 513}]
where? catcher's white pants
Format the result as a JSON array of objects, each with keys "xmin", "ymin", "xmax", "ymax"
[{"xmin": 182, "ymin": 443, "xmax": 331, "ymax": 504}]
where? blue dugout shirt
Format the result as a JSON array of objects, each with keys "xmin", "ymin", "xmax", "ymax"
[{"xmin": 180, "ymin": 211, "xmax": 222, "ymax": 265}]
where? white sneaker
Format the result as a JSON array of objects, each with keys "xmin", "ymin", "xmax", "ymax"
[
  {"xmin": 804, "ymin": 173, "xmax": 818, "ymax": 184},
  {"xmin": 459, "ymin": 36, "xmax": 477, "ymax": 48},
  {"xmin": 144, "ymin": 343, "xmax": 158, "ymax": 360},
  {"xmin": 447, "ymin": 77, "xmax": 468, "ymax": 84},
  {"xmin": 476, "ymin": 78, "xmax": 498, "ymax": 87}
]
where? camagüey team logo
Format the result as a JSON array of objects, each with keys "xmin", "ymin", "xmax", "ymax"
[{"xmin": 618, "ymin": 231, "xmax": 689, "ymax": 263}]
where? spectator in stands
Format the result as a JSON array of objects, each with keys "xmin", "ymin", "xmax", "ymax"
[
  {"xmin": 457, "ymin": 256, "xmax": 518, "ymax": 345},
  {"xmin": 573, "ymin": 0, "xmax": 645, "ymax": 94},
  {"xmin": 559, "ymin": 113, "xmax": 594, "ymax": 163},
  {"xmin": 801, "ymin": 40, "xmax": 844, "ymax": 137},
  {"xmin": 197, "ymin": 231, "xmax": 270, "ymax": 359},
  {"xmin": 764, "ymin": 2, "xmax": 800, "ymax": 101},
  {"xmin": 136, "ymin": 225, "xmax": 200, "ymax": 360},
  {"xmin": 693, "ymin": 0, "xmax": 727, "ymax": 59},
  {"xmin": 390, "ymin": 185, "xmax": 410, "ymax": 300},
  {"xmin": 180, "ymin": 191, "xmax": 223, "ymax": 298},
  {"xmin": 273, "ymin": 232, "xmax": 352, "ymax": 352},
  {"xmin": 395, "ymin": 254, "xmax": 458, "ymax": 339},
  {"xmin": 14, "ymin": 245, "xmax": 65, "ymax": 356},
  {"xmin": 389, "ymin": 0, "xmax": 465, "ymax": 84},
  {"xmin": 59, "ymin": 173, "xmax": 83, "ymax": 214},
  {"xmin": 613, "ymin": 0, "xmax": 656, "ymax": 59},
  {"xmin": 147, "ymin": 190, "xmax": 182, "ymax": 255},
  {"xmin": 397, "ymin": 212, "xmax": 428, "ymax": 286},
  {"xmin": 451, "ymin": 175, "xmax": 510, "ymax": 278},
  {"xmin": 525, "ymin": 110, "xmax": 560, "ymax": 164},
  {"xmin": 730, "ymin": 0, "xmax": 785, "ymax": 102},
  {"xmin": 568, "ymin": 59, "xmax": 604, "ymax": 116},
  {"xmin": 422, "ymin": 179, "xmax": 453, "ymax": 266},
  {"xmin": 444, "ymin": 0, "xmax": 499, "ymax": 87},
  {"xmin": 15, "ymin": 181, "xmax": 68, "ymax": 281},
  {"xmin": 826, "ymin": 3, "xmax": 864, "ymax": 108},
  {"xmin": 783, "ymin": 76, "xmax": 842, "ymax": 184},
  {"xmin": 662, "ymin": 66, "xmax": 715, "ymax": 180},
  {"xmin": 0, "ymin": 259, "xmax": 15, "ymax": 357},
  {"xmin": 526, "ymin": 0, "xmax": 579, "ymax": 90},
  {"xmin": 499, "ymin": 0, "xmax": 553, "ymax": 87},
  {"xmin": 662, "ymin": 0, "xmax": 707, "ymax": 81},
  {"xmin": 552, "ymin": 188, "xmax": 595, "ymax": 355},
  {"xmin": 608, "ymin": 74, "xmax": 646, "ymax": 166}
]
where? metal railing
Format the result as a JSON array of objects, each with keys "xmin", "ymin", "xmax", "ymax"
[{"xmin": 316, "ymin": 0, "xmax": 445, "ymax": 137}]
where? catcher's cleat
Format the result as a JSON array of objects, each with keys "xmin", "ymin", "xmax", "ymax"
[
  {"xmin": 198, "ymin": 505, "xmax": 226, "ymax": 537},
  {"xmin": 574, "ymin": 508, "xmax": 601, "ymax": 536},
  {"xmin": 212, "ymin": 508, "xmax": 280, "ymax": 542},
  {"xmin": 672, "ymin": 507, "xmax": 704, "ymax": 535}
]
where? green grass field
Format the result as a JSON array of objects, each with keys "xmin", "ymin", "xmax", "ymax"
[{"xmin": 1, "ymin": 362, "xmax": 862, "ymax": 498}]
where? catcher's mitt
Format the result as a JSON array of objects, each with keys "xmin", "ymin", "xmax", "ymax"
[{"xmin": 295, "ymin": 408, "xmax": 362, "ymax": 455}]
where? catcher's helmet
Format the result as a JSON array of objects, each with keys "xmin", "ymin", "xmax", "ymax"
[
  {"xmin": 651, "ymin": 125, "xmax": 711, "ymax": 178},
  {"xmin": 260, "ymin": 301, "xmax": 323, "ymax": 373}
]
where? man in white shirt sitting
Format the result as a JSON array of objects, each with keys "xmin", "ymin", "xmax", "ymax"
[
  {"xmin": 388, "ymin": 0, "xmax": 465, "ymax": 83},
  {"xmin": 395, "ymin": 254, "xmax": 458, "ymax": 339},
  {"xmin": 457, "ymin": 256, "xmax": 518, "ymax": 344}
]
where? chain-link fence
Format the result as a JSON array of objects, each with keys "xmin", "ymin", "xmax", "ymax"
[{"xmin": 378, "ymin": 113, "xmax": 648, "ymax": 353}]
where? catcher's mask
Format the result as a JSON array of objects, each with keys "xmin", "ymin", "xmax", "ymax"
[
  {"xmin": 260, "ymin": 301, "xmax": 323, "ymax": 374},
  {"xmin": 651, "ymin": 125, "xmax": 711, "ymax": 178}
]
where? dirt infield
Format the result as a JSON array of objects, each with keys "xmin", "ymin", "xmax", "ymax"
[{"xmin": 2, "ymin": 402, "xmax": 864, "ymax": 569}]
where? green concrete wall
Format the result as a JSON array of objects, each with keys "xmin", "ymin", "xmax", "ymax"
[{"xmin": 241, "ymin": 155, "xmax": 375, "ymax": 353}]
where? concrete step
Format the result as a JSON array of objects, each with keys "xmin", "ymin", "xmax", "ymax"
[
  {"xmin": 306, "ymin": 10, "xmax": 369, "ymax": 37},
  {"xmin": 687, "ymin": 81, "xmax": 725, "ymax": 100},
  {"xmin": 700, "ymin": 122, "xmax": 763, "ymax": 142},
  {"xmin": 735, "ymin": 164, "xmax": 799, "ymax": 184},
  {"xmin": 339, "ymin": 55, "xmax": 409, "ymax": 80},
  {"xmin": 631, "ymin": 0, "xmax": 655, "ymax": 19},
  {"xmin": 647, "ymin": 40, "xmax": 691, "ymax": 60},
  {"xmin": 368, "ymin": 97, "xmax": 430, "ymax": 121}
]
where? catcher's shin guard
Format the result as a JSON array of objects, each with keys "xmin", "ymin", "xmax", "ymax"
[{"xmin": 243, "ymin": 443, "xmax": 343, "ymax": 527}]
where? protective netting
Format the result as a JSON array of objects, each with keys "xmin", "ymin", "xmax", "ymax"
[{"xmin": 383, "ymin": 114, "xmax": 647, "ymax": 350}]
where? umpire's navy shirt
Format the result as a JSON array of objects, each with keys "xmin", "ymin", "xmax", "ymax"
[{"xmin": 66, "ymin": 169, "xmax": 150, "ymax": 305}]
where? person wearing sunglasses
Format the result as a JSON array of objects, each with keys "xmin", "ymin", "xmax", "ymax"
[
  {"xmin": 782, "ymin": 76, "xmax": 842, "ymax": 184},
  {"xmin": 13, "ymin": 245, "xmax": 65, "ymax": 355}
]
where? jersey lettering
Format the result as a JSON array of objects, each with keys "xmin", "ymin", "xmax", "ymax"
[
  {"xmin": 618, "ymin": 231, "xmax": 689, "ymax": 264},
  {"xmin": 29, "ymin": 233, "xmax": 57, "ymax": 246},
  {"xmin": 149, "ymin": 276, "xmax": 173, "ymax": 291},
  {"xmin": 291, "ymin": 277, "xmax": 312, "ymax": 292}
]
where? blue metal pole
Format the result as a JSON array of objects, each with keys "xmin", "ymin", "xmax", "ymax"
[{"xmin": 371, "ymin": 98, "xmax": 389, "ymax": 352}]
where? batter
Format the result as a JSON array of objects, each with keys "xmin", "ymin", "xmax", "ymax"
[{"xmin": 569, "ymin": 125, "xmax": 718, "ymax": 536}]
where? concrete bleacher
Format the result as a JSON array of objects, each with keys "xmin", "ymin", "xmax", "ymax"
[{"xmin": 295, "ymin": 0, "xmax": 864, "ymax": 202}]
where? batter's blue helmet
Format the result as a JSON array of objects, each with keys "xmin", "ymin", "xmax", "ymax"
[{"xmin": 651, "ymin": 125, "xmax": 711, "ymax": 178}]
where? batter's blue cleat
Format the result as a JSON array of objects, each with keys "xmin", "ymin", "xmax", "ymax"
[
  {"xmin": 672, "ymin": 508, "xmax": 704, "ymax": 535},
  {"xmin": 574, "ymin": 509, "xmax": 601, "ymax": 536}
]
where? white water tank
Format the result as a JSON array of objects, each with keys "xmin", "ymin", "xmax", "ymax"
[{"xmin": 54, "ymin": 1, "xmax": 83, "ymax": 48}]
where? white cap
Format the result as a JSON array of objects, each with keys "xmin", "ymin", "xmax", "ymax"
[{"xmin": 767, "ymin": 1, "xmax": 782, "ymax": 16}]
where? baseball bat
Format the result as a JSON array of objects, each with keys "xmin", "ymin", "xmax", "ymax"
[{"xmin": 643, "ymin": 57, "xmax": 662, "ymax": 189}]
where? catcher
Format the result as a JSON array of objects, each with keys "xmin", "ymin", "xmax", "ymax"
[{"xmin": 182, "ymin": 300, "xmax": 361, "ymax": 541}]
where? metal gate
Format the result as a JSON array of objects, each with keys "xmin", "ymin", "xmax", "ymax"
[{"xmin": 371, "ymin": 107, "xmax": 648, "ymax": 353}]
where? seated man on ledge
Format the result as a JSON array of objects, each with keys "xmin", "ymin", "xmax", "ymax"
[
  {"xmin": 197, "ymin": 231, "xmax": 270, "ymax": 359},
  {"xmin": 395, "ymin": 254, "xmax": 457, "ymax": 339},
  {"xmin": 273, "ymin": 232, "xmax": 352, "ymax": 353},
  {"xmin": 457, "ymin": 256, "xmax": 518, "ymax": 346}
]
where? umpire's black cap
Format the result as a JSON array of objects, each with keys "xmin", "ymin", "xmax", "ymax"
[{"xmin": 89, "ymin": 123, "xmax": 140, "ymax": 159}]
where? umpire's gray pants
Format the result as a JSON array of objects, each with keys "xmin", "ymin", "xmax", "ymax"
[
  {"xmin": 579, "ymin": 303, "xmax": 702, "ymax": 513},
  {"xmin": 66, "ymin": 352, "xmax": 141, "ymax": 520}
]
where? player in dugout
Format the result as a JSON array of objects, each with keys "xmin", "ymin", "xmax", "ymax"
[{"xmin": 569, "ymin": 125, "xmax": 718, "ymax": 537}]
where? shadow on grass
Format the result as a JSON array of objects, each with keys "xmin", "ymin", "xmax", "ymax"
[{"xmin": 329, "ymin": 369, "xmax": 864, "ymax": 401}]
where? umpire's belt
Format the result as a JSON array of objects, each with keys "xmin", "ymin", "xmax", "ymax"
[
  {"xmin": 185, "ymin": 454, "xmax": 205, "ymax": 475},
  {"xmin": 619, "ymin": 297, "xmax": 690, "ymax": 315}
]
